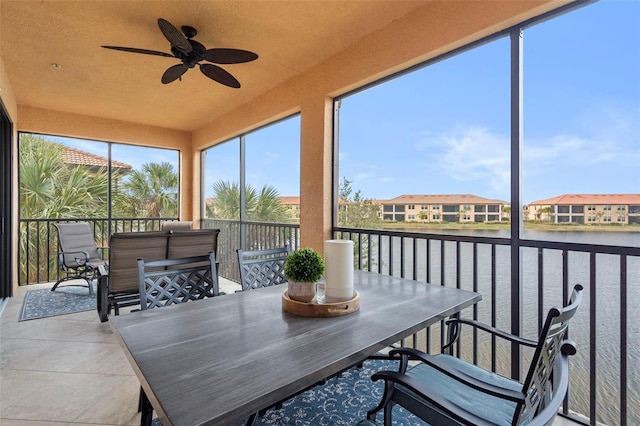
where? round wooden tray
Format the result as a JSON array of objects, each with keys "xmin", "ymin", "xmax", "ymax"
[{"xmin": 282, "ymin": 290, "xmax": 360, "ymax": 317}]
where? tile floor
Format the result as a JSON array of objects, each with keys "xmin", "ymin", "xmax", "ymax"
[
  {"xmin": 1, "ymin": 280, "xmax": 579, "ymax": 426},
  {"xmin": 0, "ymin": 279, "xmax": 241, "ymax": 426}
]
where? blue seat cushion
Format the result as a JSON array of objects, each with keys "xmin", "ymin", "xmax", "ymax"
[{"xmin": 398, "ymin": 354, "xmax": 523, "ymax": 426}]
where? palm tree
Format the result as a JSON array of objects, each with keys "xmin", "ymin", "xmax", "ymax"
[
  {"xmin": 208, "ymin": 180, "xmax": 243, "ymax": 219},
  {"xmin": 209, "ymin": 180, "xmax": 288, "ymax": 222},
  {"xmin": 536, "ymin": 206, "xmax": 553, "ymax": 222},
  {"xmin": 20, "ymin": 135, "xmax": 109, "ymax": 219},
  {"xmin": 209, "ymin": 180, "xmax": 290, "ymax": 253},
  {"xmin": 19, "ymin": 134, "xmax": 109, "ymax": 283},
  {"xmin": 502, "ymin": 206, "xmax": 511, "ymax": 223},
  {"xmin": 251, "ymin": 185, "xmax": 289, "ymax": 221},
  {"xmin": 113, "ymin": 162, "xmax": 178, "ymax": 218}
]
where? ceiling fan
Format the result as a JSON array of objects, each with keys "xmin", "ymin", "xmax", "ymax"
[{"xmin": 102, "ymin": 18, "xmax": 258, "ymax": 88}]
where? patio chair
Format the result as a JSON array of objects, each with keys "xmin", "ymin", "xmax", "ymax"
[
  {"xmin": 237, "ymin": 245, "xmax": 291, "ymax": 291},
  {"xmin": 362, "ymin": 284, "xmax": 583, "ymax": 426},
  {"xmin": 136, "ymin": 251, "xmax": 220, "ymax": 425},
  {"xmin": 52, "ymin": 222, "xmax": 107, "ymax": 295},
  {"xmin": 160, "ymin": 220, "xmax": 193, "ymax": 231},
  {"xmin": 136, "ymin": 252, "xmax": 221, "ymax": 309}
]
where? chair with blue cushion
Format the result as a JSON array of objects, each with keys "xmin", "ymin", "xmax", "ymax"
[{"xmin": 363, "ymin": 284, "xmax": 583, "ymax": 426}]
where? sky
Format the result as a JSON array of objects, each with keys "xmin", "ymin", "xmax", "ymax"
[
  {"xmin": 337, "ymin": 0, "xmax": 640, "ymax": 204},
  {"xmin": 41, "ymin": 0, "xmax": 638, "ymax": 206}
]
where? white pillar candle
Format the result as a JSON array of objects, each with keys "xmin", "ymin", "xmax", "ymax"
[{"xmin": 324, "ymin": 239, "xmax": 354, "ymax": 302}]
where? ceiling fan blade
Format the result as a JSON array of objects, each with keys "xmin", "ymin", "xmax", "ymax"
[
  {"xmin": 200, "ymin": 64, "xmax": 241, "ymax": 88},
  {"xmin": 202, "ymin": 48, "xmax": 259, "ymax": 64},
  {"xmin": 157, "ymin": 18, "xmax": 192, "ymax": 54},
  {"xmin": 101, "ymin": 46, "xmax": 174, "ymax": 58},
  {"xmin": 161, "ymin": 64, "xmax": 188, "ymax": 84}
]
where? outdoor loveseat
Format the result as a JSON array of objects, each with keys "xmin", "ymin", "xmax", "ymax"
[{"xmin": 97, "ymin": 228, "xmax": 220, "ymax": 322}]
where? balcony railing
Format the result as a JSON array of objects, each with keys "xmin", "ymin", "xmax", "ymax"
[
  {"xmin": 202, "ymin": 218, "xmax": 300, "ymax": 283},
  {"xmin": 333, "ymin": 226, "xmax": 639, "ymax": 426},
  {"xmin": 18, "ymin": 217, "xmax": 638, "ymax": 424},
  {"xmin": 19, "ymin": 217, "xmax": 175, "ymax": 285}
]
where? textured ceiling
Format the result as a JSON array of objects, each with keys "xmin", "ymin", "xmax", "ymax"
[{"xmin": 1, "ymin": 1, "xmax": 427, "ymax": 131}]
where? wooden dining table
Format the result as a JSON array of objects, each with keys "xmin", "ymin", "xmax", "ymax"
[{"xmin": 110, "ymin": 269, "xmax": 482, "ymax": 426}]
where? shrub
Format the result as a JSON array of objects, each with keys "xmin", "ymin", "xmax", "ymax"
[{"xmin": 284, "ymin": 248, "xmax": 325, "ymax": 283}]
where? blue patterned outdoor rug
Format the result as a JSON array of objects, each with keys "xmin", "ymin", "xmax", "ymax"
[
  {"xmin": 151, "ymin": 359, "xmax": 427, "ymax": 426},
  {"xmin": 19, "ymin": 283, "xmax": 96, "ymax": 321}
]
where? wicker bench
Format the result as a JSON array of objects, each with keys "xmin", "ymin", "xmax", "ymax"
[{"xmin": 96, "ymin": 229, "xmax": 220, "ymax": 322}]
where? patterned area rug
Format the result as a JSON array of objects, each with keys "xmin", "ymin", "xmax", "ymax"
[
  {"xmin": 152, "ymin": 359, "xmax": 427, "ymax": 426},
  {"xmin": 19, "ymin": 283, "xmax": 96, "ymax": 321}
]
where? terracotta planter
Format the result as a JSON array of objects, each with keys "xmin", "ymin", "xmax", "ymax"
[{"xmin": 287, "ymin": 281, "xmax": 316, "ymax": 302}]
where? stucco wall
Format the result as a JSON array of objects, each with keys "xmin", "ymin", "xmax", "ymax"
[{"xmin": 1, "ymin": 52, "xmax": 19, "ymax": 294}]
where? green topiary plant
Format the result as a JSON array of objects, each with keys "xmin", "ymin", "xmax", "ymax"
[{"xmin": 284, "ymin": 247, "xmax": 325, "ymax": 283}]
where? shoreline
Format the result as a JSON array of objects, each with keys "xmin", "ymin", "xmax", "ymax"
[{"xmin": 381, "ymin": 222, "xmax": 640, "ymax": 233}]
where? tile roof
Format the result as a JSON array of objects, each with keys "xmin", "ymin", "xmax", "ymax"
[
  {"xmin": 278, "ymin": 196, "xmax": 359, "ymax": 206},
  {"xmin": 528, "ymin": 194, "xmax": 640, "ymax": 205},
  {"xmin": 61, "ymin": 145, "xmax": 132, "ymax": 170},
  {"xmin": 383, "ymin": 194, "xmax": 506, "ymax": 205},
  {"xmin": 278, "ymin": 196, "xmax": 300, "ymax": 205}
]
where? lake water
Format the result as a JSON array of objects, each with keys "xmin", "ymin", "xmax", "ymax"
[{"xmin": 375, "ymin": 229, "xmax": 639, "ymax": 425}]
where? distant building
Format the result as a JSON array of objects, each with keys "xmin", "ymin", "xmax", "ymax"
[
  {"xmin": 61, "ymin": 144, "xmax": 132, "ymax": 191},
  {"xmin": 381, "ymin": 194, "xmax": 506, "ymax": 223},
  {"xmin": 279, "ymin": 196, "xmax": 366, "ymax": 221},
  {"xmin": 525, "ymin": 194, "xmax": 640, "ymax": 225},
  {"xmin": 61, "ymin": 145, "xmax": 132, "ymax": 176},
  {"xmin": 278, "ymin": 196, "xmax": 301, "ymax": 220}
]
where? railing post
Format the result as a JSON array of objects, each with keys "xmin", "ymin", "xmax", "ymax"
[
  {"xmin": 620, "ymin": 254, "xmax": 628, "ymax": 426},
  {"xmin": 509, "ymin": 28, "xmax": 524, "ymax": 380},
  {"xmin": 239, "ymin": 135, "xmax": 246, "ymax": 251}
]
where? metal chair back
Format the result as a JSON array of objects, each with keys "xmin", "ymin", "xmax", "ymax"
[
  {"xmin": 137, "ymin": 252, "xmax": 220, "ymax": 310},
  {"xmin": 52, "ymin": 222, "xmax": 106, "ymax": 293},
  {"xmin": 237, "ymin": 245, "xmax": 290, "ymax": 291},
  {"xmin": 517, "ymin": 285, "xmax": 583, "ymax": 423}
]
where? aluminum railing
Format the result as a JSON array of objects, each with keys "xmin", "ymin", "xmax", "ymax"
[
  {"xmin": 202, "ymin": 218, "xmax": 300, "ymax": 282},
  {"xmin": 334, "ymin": 226, "xmax": 639, "ymax": 426},
  {"xmin": 18, "ymin": 217, "xmax": 175, "ymax": 285}
]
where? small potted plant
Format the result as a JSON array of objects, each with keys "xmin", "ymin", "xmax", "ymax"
[{"xmin": 284, "ymin": 247, "xmax": 325, "ymax": 302}]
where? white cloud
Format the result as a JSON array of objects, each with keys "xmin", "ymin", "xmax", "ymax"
[
  {"xmin": 355, "ymin": 172, "xmax": 373, "ymax": 180},
  {"xmin": 413, "ymin": 115, "xmax": 639, "ymax": 194},
  {"xmin": 415, "ymin": 125, "xmax": 511, "ymax": 192},
  {"xmin": 262, "ymin": 151, "xmax": 279, "ymax": 164},
  {"xmin": 524, "ymin": 132, "xmax": 638, "ymax": 182}
]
